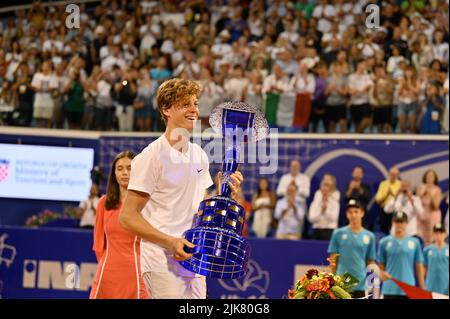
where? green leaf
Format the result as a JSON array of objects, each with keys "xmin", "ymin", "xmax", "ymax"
[
  {"xmin": 330, "ymin": 286, "xmax": 352, "ymax": 299},
  {"xmin": 340, "ymin": 272, "xmax": 360, "ymax": 291},
  {"xmin": 294, "ymin": 291, "xmax": 306, "ymax": 299}
]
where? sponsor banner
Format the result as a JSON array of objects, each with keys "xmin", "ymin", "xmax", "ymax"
[
  {"xmin": 0, "ymin": 226, "xmax": 329, "ymax": 299},
  {"xmin": 0, "ymin": 144, "xmax": 94, "ymax": 202}
]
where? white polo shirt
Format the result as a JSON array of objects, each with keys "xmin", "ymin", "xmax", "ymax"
[
  {"xmin": 128, "ymin": 134, "xmax": 213, "ymax": 276},
  {"xmin": 348, "ymin": 73, "xmax": 373, "ymax": 105}
]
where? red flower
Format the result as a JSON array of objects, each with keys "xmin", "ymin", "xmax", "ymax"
[
  {"xmin": 325, "ymin": 275, "xmax": 335, "ymax": 286},
  {"xmin": 306, "ymin": 269, "xmax": 319, "ymax": 279},
  {"xmin": 288, "ymin": 289, "xmax": 296, "ymax": 299}
]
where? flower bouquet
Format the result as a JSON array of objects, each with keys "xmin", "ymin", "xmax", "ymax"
[
  {"xmin": 62, "ymin": 204, "xmax": 83, "ymax": 219},
  {"xmin": 288, "ymin": 269, "xmax": 359, "ymax": 299},
  {"xmin": 25, "ymin": 209, "xmax": 61, "ymax": 227}
]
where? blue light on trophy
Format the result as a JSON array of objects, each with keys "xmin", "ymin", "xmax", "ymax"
[{"xmin": 179, "ymin": 101, "xmax": 269, "ymax": 279}]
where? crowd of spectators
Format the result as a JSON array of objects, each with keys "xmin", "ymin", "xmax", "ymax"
[
  {"xmin": 227, "ymin": 160, "xmax": 449, "ymax": 247},
  {"xmin": 0, "ymin": 0, "xmax": 448, "ymax": 133}
]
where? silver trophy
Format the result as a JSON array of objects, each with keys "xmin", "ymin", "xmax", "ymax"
[{"xmin": 179, "ymin": 102, "xmax": 269, "ymax": 279}]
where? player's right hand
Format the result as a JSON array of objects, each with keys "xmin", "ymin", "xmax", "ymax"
[
  {"xmin": 380, "ymin": 270, "xmax": 392, "ymax": 281},
  {"xmin": 171, "ymin": 238, "xmax": 194, "ymax": 261}
]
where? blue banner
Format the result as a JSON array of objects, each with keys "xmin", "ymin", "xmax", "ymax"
[
  {"xmin": 0, "ymin": 226, "xmax": 97, "ymax": 299},
  {"xmin": 0, "ymin": 226, "xmax": 329, "ymax": 299}
]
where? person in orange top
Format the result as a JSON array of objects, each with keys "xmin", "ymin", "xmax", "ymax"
[
  {"xmin": 235, "ymin": 186, "xmax": 252, "ymax": 237},
  {"xmin": 90, "ymin": 151, "xmax": 148, "ymax": 299}
]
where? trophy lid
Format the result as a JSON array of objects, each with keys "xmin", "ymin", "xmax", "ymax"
[{"xmin": 209, "ymin": 101, "xmax": 269, "ymax": 142}]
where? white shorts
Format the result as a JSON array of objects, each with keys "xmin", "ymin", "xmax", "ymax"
[
  {"xmin": 142, "ymin": 272, "xmax": 207, "ymax": 299},
  {"xmin": 33, "ymin": 105, "xmax": 54, "ymax": 119},
  {"xmin": 33, "ymin": 94, "xmax": 54, "ymax": 119},
  {"xmin": 115, "ymin": 104, "xmax": 134, "ymax": 131}
]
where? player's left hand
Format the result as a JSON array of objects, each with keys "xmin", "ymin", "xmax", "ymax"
[{"xmin": 217, "ymin": 171, "xmax": 244, "ymax": 197}]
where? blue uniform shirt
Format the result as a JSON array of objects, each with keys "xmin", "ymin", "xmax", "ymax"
[
  {"xmin": 424, "ymin": 244, "xmax": 449, "ymax": 295},
  {"xmin": 328, "ymin": 226, "xmax": 376, "ymax": 291},
  {"xmin": 378, "ymin": 235, "xmax": 424, "ymax": 296}
]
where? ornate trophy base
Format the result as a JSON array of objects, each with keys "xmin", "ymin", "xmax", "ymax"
[{"xmin": 179, "ymin": 196, "xmax": 251, "ymax": 279}]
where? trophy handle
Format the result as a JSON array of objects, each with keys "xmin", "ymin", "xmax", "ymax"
[{"xmin": 220, "ymin": 139, "xmax": 241, "ymax": 197}]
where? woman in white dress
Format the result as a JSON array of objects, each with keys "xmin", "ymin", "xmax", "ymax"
[{"xmin": 251, "ymin": 178, "xmax": 276, "ymax": 238}]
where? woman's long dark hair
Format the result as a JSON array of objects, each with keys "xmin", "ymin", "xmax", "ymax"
[
  {"xmin": 422, "ymin": 169, "xmax": 438, "ymax": 185},
  {"xmin": 257, "ymin": 177, "xmax": 271, "ymax": 197},
  {"xmin": 105, "ymin": 151, "xmax": 135, "ymax": 210}
]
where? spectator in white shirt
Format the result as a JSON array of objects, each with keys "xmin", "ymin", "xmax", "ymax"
[
  {"xmin": 42, "ymin": 28, "xmax": 64, "ymax": 53},
  {"xmin": 171, "ymin": 38, "xmax": 190, "ymax": 68},
  {"xmin": 279, "ymin": 18, "xmax": 299, "ymax": 46},
  {"xmin": 250, "ymin": 56, "xmax": 269, "ymax": 79},
  {"xmin": 274, "ymin": 50, "xmax": 298, "ymax": 77},
  {"xmin": 308, "ymin": 174, "xmax": 340, "ymax": 240},
  {"xmin": 411, "ymin": 34, "xmax": 434, "ymax": 70},
  {"xmin": 140, "ymin": 31, "xmax": 157, "ymax": 62},
  {"xmin": 274, "ymin": 183, "xmax": 306, "ymax": 240},
  {"xmin": 432, "ymin": 29, "xmax": 449, "ymax": 67},
  {"xmin": 198, "ymin": 67, "xmax": 224, "ymax": 129},
  {"xmin": 31, "ymin": 60, "xmax": 58, "ymax": 128},
  {"xmin": 386, "ymin": 45, "xmax": 405, "ymax": 75},
  {"xmin": 101, "ymin": 45, "xmax": 127, "ymax": 71},
  {"xmin": 243, "ymin": 70, "xmax": 263, "ymax": 109},
  {"xmin": 51, "ymin": 63, "xmax": 70, "ymax": 129},
  {"xmin": 312, "ymin": 0, "xmax": 335, "ymax": 33},
  {"xmin": 358, "ymin": 32, "xmax": 381, "ymax": 59},
  {"xmin": 348, "ymin": 60, "xmax": 373, "ymax": 133},
  {"xmin": 212, "ymin": 29, "xmax": 232, "ymax": 68},
  {"xmin": 173, "ymin": 50, "xmax": 200, "ymax": 80},
  {"xmin": 248, "ymin": 9, "xmax": 264, "ymax": 41},
  {"xmin": 262, "ymin": 64, "xmax": 290, "ymax": 95},
  {"xmin": 290, "ymin": 60, "xmax": 316, "ymax": 95},
  {"xmin": 224, "ymin": 65, "xmax": 250, "ymax": 102},
  {"xmin": 322, "ymin": 173, "xmax": 341, "ymax": 202},
  {"xmin": 49, "ymin": 46, "xmax": 63, "ymax": 68},
  {"xmin": 94, "ymin": 71, "xmax": 115, "ymax": 131},
  {"xmin": 321, "ymin": 22, "xmax": 343, "ymax": 53},
  {"xmin": 122, "ymin": 35, "xmax": 138, "ymax": 65},
  {"xmin": 160, "ymin": 2, "xmax": 185, "ymax": 29},
  {"xmin": 79, "ymin": 183, "xmax": 100, "ymax": 228},
  {"xmin": 139, "ymin": 14, "xmax": 160, "ymax": 37},
  {"xmin": 276, "ymin": 160, "xmax": 311, "ymax": 210},
  {"xmin": 384, "ymin": 180, "xmax": 424, "ymax": 238},
  {"xmin": 99, "ymin": 35, "xmax": 115, "ymax": 61}
]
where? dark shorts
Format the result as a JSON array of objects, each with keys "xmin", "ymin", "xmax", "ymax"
[
  {"xmin": 326, "ymin": 104, "xmax": 347, "ymax": 122},
  {"xmin": 350, "ymin": 104, "xmax": 372, "ymax": 124},
  {"xmin": 372, "ymin": 106, "xmax": 393, "ymax": 125},
  {"xmin": 67, "ymin": 111, "xmax": 83, "ymax": 125},
  {"xmin": 309, "ymin": 100, "xmax": 327, "ymax": 124}
]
